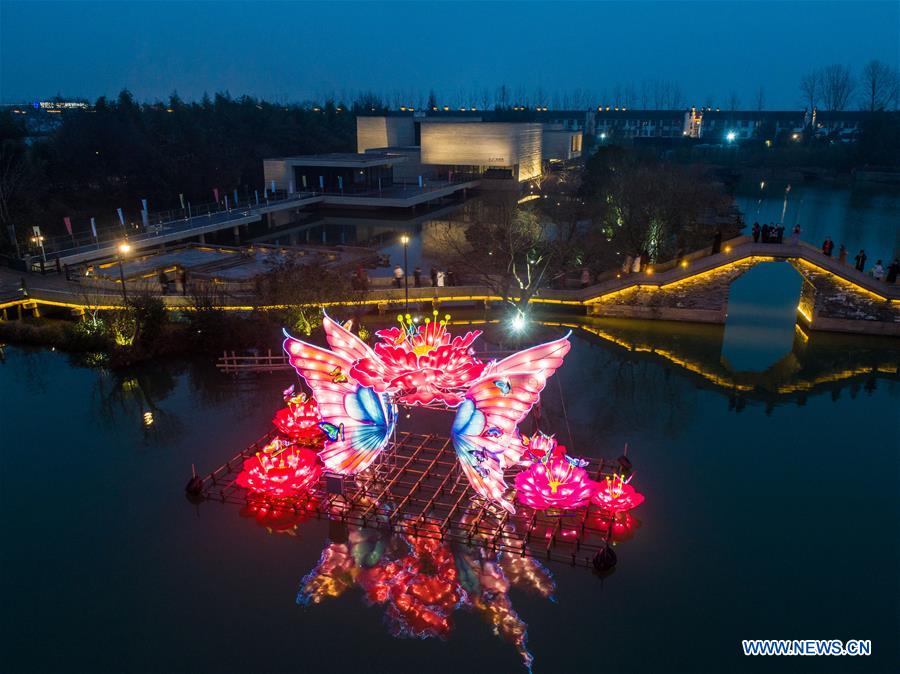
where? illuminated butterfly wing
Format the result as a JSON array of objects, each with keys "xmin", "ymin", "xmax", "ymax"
[
  {"xmin": 322, "ymin": 312, "xmax": 388, "ymax": 370},
  {"xmin": 451, "ymin": 333, "xmax": 572, "ymax": 512},
  {"xmin": 481, "ymin": 332, "xmax": 572, "ymax": 383},
  {"xmin": 283, "ymin": 330, "xmax": 395, "ymax": 474}
]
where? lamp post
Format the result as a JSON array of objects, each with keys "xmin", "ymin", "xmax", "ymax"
[
  {"xmin": 400, "ymin": 234, "xmax": 409, "ymax": 311},
  {"xmin": 117, "ymin": 242, "xmax": 131, "ymax": 305}
]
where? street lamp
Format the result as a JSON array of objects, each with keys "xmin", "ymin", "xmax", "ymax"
[
  {"xmin": 400, "ymin": 234, "xmax": 410, "ymax": 311},
  {"xmin": 117, "ymin": 241, "xmax": 131, "ymax": 305}
]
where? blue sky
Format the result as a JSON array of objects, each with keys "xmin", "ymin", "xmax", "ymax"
[{"xmin": 1, "ymin": 1, "xmax": 897, "ymax": 108}]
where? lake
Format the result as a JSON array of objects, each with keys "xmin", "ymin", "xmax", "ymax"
[{"xmin": 1, "ymin": 315, "xmax": 897, "ymax": 673}]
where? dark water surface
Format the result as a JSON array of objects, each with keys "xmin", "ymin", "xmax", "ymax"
[{"xmin": 1, "ymin": 318, "xmax": 898, "ymax": 673}]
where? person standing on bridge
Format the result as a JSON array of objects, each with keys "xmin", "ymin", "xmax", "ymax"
[
  {"xmin": 790, "ymin": 224, "xmax": 801, "ymax": 246},
  {"xmin": 821, "ymin": 237, "xmax": 834, "ymax": 257},
  {"xmin": 871, "ymin": 260, "xmax": 884, "ymax": 281},
  {"xmin": 430, "ymin": 267, "xmax": 438, "ymax": 287},
  {"xmin": 413, "ymin": 267, "xmax": 422, "ymax": 287},
  {"xmin": 393, "ymin": 265, "xmax": 404, "ymax": 289},
  {"xmin": 886, "ymin": 259, "xmax": 899, "ymax": 284},
  {"xmin": 838, "ymin": 244, "xmax": 847, "ymax": 264},
  {"xmin": 752, "ymin": 222, "xmax": 760, "ymax": 243},
  {"xmin": 855, "ymin": 249, "xmax": 867, "ymax": 272}
]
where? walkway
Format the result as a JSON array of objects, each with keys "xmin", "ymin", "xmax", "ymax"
[{"xmin": 2, "ymin": 237, "xmax": 898, "ymax": 334}]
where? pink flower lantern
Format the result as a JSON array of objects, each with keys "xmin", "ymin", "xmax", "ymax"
[
  {"xmin": 514, "ymin": 436, "xmax": 595, "ymax": 510},
  {"xmin": 591, "ymin": 473, "xmax": 645, "ymax": 513},
  {"xmin": 235, "ymin": 439, "xmax": 322, "ymax": 498},
  {"xmin": 351, "ymin": 311, "xmax": 486, "ymax": 406}
]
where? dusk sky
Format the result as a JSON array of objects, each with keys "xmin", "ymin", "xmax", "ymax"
[{"xmin": 1, "ymin": 0, "xmax": 898, "ymax": 108}]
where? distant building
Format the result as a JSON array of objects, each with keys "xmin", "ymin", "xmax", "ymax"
[
  {"xmin": 812, "ymin": 110, "xmax": 870, "ymax": 142},
  {"xmin": 593, "ymin": 109, "xmax": 691, "ymax": 139},
  {"xmin": 698, "ymin": 110, "xmax": 808, "ymax": 142}
]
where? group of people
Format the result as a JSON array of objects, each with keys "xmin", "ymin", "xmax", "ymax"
[
  {"xmin": 751, "ymin": 222, "xmax": 801, "ymax": 245},
  {"xmin": 392, "ymin": 265, "xmax": 456, "ymax": 288},
  {"xmin": 820, "ymin": 238, "xmax": 899, "ymax": 282}
]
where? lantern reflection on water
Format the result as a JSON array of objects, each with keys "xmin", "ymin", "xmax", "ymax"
[{"xmin": 297, "ymin": 523, "xmax": 557, "ymax": 669}]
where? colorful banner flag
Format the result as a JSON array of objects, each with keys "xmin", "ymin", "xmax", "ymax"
[
  {"xmin": 301, "ymin": 175, "xmax": 307, "ymax": 188},
  {"xmin": 224, "ymin": 195, "xmax": 230, "ymax": 211},
  {"xmin": 319, "ymin": 175, "xmax": 324, "ymax": 190},
  {"xmin": 254, "ymin": 189, "xmax": 259, "ymax": 205},
  {"xmin": 141, "ymin": 198, "xmax": 148, "ymax": 212},
  {"xmin": 337, "ymin": 176, "xmax": 343, "ymax": 191},
  {"xmin": 263, "ymin": 188, "xmax": 268, "ymax": 200},
  {"xmin": 117, "ymin": 208, "xmax": 125, "ymax": 226},
  {"xmin": 213, "ymin": 188, "xmax": 220, "ymax": 203},
  {"xmin": 63, "ymin": 217, "xmax": 73, "ymax": 236},
  {"xmin": 418, "ymin": 175, "xmax": 423, "ymax": 188},
  {"xmin": 233, "ymin": 189, "xmax": 239, "ymax": 206},
  {"xmin": 90, "ymin": 217, "xmax": 98, "ymax": 240},
  {"xmin": 289, "ymin": 180, "xmax": 295, "ymax": 194},
  {"xmin": 270, "ymin": 180, "xmax": 276, "ymax": 193},
  {"xmin": 141, "ymin": 209, "xmax": 149, "ymax": 229},
  {"xmin": 179, "ymin": 193, "xmax": 185, "ymax": 209}
]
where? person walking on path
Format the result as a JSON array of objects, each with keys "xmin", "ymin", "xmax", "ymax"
[
  {"xmin": 413, "ymin": 267, "xmax": 422, "ymax": 287},
  {"xmin": 821, "ymin": 237, "xmax": 834, "ymax": 257},
  {"xmin": 854, "ymin": 250, "xmax": 867, "ymax": 272},
  {"xmin": 752, "ymin": 222, "xmax": 760, "ymax": 243},
  {"xmin": 393, "ymin": 265, "xmax": 404, "ymax": 289},
  {"xmin": 886, "ymin": 259, "xmax": 899, "ymax": 283},
  {"xmin": 871, "ymin": 260, "xmax": 884, "ymax": 281},
  {"xmin": 838, "ymin": 244, "xmax": 847, "ymax": 264}
]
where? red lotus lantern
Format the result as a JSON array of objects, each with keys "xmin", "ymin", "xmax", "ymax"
[
  {"xmin": 272, "ymin": 391, "xmax": 323, "ymax": 446},
  {"xmin": 591, "ymin": 473, "xmax": 645, "ymax": 513},
  {"xmin": 514, "ymin": 436, "xmax": 595, "ymax": 510},
  {"xmin": 235, "ymin": 439, "xmax": 322, "ymax": 498},
  {"xmin": 351, "ymin": 311, "xmax": 485, "ymax": 406}
]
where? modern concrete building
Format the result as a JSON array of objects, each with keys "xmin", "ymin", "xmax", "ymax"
[
  {"xmin": 357, "ymin": 112, "xmax": 583, "ymax": 183},
  {"xmin": 542, "ymin": 124, "xmax": 583, "ymax": 164},
  {"xmin": 419, "ymin": 121, "xmax": 543, "ymax": 182},
  {"xmin": 263, "ymin": 153, "xmax": 404, "ymax": 193}
]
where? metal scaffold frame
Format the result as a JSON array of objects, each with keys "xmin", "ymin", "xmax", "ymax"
[{"xmin": 195, "ymin": 430, "xmax": 628, "ymax": 568}]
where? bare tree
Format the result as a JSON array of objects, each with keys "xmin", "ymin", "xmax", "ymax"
[
  {"xmin": 820, "ymin": 64, "xmax": 855, "ymax": 111},
  {"xmin": 755, "ymin": 86, "xmax": 766, "ymax": 111},
  {"xmin": 799, "ymin": 69, "xmax": 820, "ymax": 110},
  {"xmin": 859, "ymin": 59, "xmax": 900, "ymax": 111}
]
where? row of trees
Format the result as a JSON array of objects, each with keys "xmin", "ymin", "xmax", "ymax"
[
  {"xmin": 800, "ymin": 60, "xmax": 899, "ymax": 112},
  {"xmin": 0, "ymin": 90, "xmax": 364, "ymax": 249},
  {"xmin": 434, "ymin": 148, "xmax": 739, "ymax": 313}
]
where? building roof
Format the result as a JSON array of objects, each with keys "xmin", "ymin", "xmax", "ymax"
[
  {"xmin": 594, "ymin": 109, "xmax": 687, "ymax": 119},
  {"xmin": 270, "ymin": 153, "xmax": 405, "ymax": 167},
  {"xmin": 701, "ymin": 110, "xmax": 806, "ymax": 120}
]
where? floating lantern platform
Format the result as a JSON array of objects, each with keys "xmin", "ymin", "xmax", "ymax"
[{"xmin": 194, "ymin": 430, "xmax": 633, "ymax": 568}]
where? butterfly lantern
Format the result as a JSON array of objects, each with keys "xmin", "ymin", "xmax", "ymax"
[{"xmin": 283, "ymin": 312, "xmax": 571, "ymax": 513}]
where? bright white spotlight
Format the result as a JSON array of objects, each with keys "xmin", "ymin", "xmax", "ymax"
[
  {"xmin": 510, "ymin": 313, "xmax": 526, "ymax": 332},
  {"xmin": 726, "ymin": 131, "xmax": 736, "ymax": 142}
]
